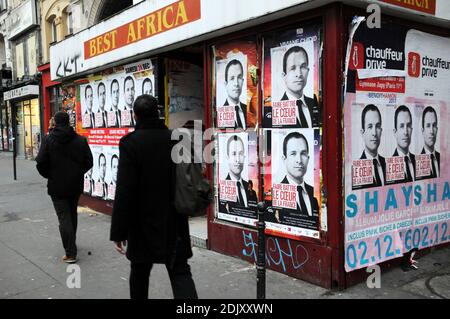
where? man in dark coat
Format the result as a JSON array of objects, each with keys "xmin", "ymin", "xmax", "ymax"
[
  {"xmin": 36, "ymin": 111, "xmax": 93, "ymax": 263},
  {"xmin": 110, "ymin": 94, "xmax": 197, "ymax": 299}
]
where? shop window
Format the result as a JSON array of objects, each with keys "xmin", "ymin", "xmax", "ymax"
[
  {"xmin": 67, "ymin": 11, "xmax": 73, "ymax": 35},
  {"xmin": 49, "ymin": 86, "xmax": 63, "ymax": 117},
  {"xmin": 0, "ymin": 0, "xmax": 7, "ymax": 12},
  {"xmin": 14, "ymin": 41, "xmax": 24, "ymax": 79},
  {"xmin": 13, "ymin": 33, "xmax": 38, "ymax": 79},
  {"xmin": 96, "ymin": 0, "xmax": 133, "ymax": 22},
  {"xmin": 51, "ymin": 18, "xmax": 58, "ymax": 42}
]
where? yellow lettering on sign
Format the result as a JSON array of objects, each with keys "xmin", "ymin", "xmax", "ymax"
[
  {"xmin": 137, "ymin": 18, "xmax": 145, "ymax": 40},
  {"xmin": 162, "ymin": 6, "xmax": 174, "ymax": 29},
  {"xmin": 89, "ymin": 39, "xmax": 96, "ymax": 57},
  {"xmin": 157, "ymin": 9, "xmax": 162, "ymax": 32},
  {"xmin": 110, "ymin": 30, "xmax": 118, "ymax": 49},
  {"xmin": 127, "ymin": 23, "xmax": 136, "ymax": 43},
  {"xmin": 175, "ymin": 1, "xmax": 188, "ymax": 26},
  {"xmin": 146, "ymin": 14, "xmax": 157, "ymax": 36},
  {"xmin": 103, "ymin": 33, "xmax": 111, "ymax": 52}
]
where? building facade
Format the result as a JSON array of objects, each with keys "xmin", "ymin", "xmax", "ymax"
[{"xmin": 0, "ymin": 0, "xmax": 41, "ymax": 159}]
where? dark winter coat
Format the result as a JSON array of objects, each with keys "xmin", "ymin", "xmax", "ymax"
[
  {"xmin": 36, "ymin": 126, "xmax": 93, "ymax": 198},
  {"xmin": 110, "ymin": 118, "xmax": 192, "ymax": 264}
]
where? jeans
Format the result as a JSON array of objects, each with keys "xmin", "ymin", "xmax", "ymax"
[
  {"xmin": 130, "ymin": 259, "xmax": 198, "ymax": 299},
  {"xmin": 51, "ymin": 195, "xmax": 80, "ymax": 258}
]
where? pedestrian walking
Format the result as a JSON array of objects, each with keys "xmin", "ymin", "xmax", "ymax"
[
  {"xmin": 110, "ymin": 94, "xmax": 198, "ymax": 299},
  {"xmin": 36, "ymin": 111, "xmax": 93, "ymax": 263}
]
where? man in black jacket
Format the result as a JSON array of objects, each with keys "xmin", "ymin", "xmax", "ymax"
[
  {"xmin": 36, "ymin": 112, "xmax": 93, "ymax": 263},
  {"xmin": 110, "ymin": 94, "xmax": 197, "ymax": 299}
]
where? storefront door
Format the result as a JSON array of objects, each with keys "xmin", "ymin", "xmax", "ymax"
[
  {"xmin": 14, "ymin": 99, "xmax": 41, "ymax": 159},
  {"xmin": 15, "ymin": 102, "xmax": 25, "ymax": 158}
]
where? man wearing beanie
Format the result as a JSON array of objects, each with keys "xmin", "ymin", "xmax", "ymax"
[
  {"xmin": 36, "ymin": 111, "xmax": 93, "ymax": 263},
  {"xmin": 110, "ymin": 95, "xmax": 197, "ymax": 299}
]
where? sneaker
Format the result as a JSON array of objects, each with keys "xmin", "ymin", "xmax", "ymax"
[{"xmin": 62, "ymin": 255, "xmax": 77, "ymax": 263}]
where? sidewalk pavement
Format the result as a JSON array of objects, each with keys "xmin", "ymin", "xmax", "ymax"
[{"xmin": 0, "ymin": 151, "xmax": 449, "ymax": 299}]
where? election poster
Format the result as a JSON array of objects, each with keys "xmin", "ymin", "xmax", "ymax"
[
  {"xmin": 79, "ymin": 58, "xmax": 157, "ymax": 201},
  {"xmin": 263, "ymin": 24, "xmax": 322, "ymax": 128},
  {"xmin": 213, "ymin": 39, "xmax": 258, "ymax": 129},
  {"xmin": 262, "ymin": 128, "xmax": 321, "ymax": 239},
  {"xmin": 216, "ymin": 131, "xmax": 259, "ymax": 226},
  {"xmin": 344, "ymin": 21, "xmax": 450, "ymax": 272}
]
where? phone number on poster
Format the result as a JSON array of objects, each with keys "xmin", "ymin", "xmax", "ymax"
[{"xmin": 346, "ymin": 221, "xmax": 449, "ymax": 270}]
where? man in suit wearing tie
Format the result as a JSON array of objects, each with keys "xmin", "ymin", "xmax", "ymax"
[
  {"xmin": 279, "ymin": 132, "xmax": 319, "ymax": 223},
  {"xmin": 142, "ymin": 78, "xmax": 153, "ymax": 96},
  {"xmin": 224, "ymin": 134, "xmax": 249, "ymax": 209},
  {"xmin": 421, "ymin": 106, "xmax": 440, "ymax": 178},
  {"xmin": 354, "ymin": 104, "xmax": 386, "ymax": 189},
  {"xmin": 97, "ymin": 153, "xmax": 108, "ymax": 199},
  {"xmin": 96, "ymin": 82, "xmax": 108, "ymax": 128},
  {"xmin": 84, "ymin": 85, "xmax": 95, "ymax": 129},
  {"xmin": 84, "ymin": 168, "xmax": 94, "ymax": 196},
  {"xmin": 109, "ymin": 79, "xmax": 121, "ymax": 128},
  {"xmin": 392, "ymin": 105, "xmax": 415, "ymax": 183},
  {"xmin": 108, "ymin": 154, "xmax": 119, "ymax": 200},
  {"xmin": 123, "ymin": 76, "xmax": 136, "ymax": 127},
  {"xmin": 223, "ymin": 59, "xmax": 247, "ymax": 130},
  {"xmin": 280, "ymin": 46, "xmax": 320, "ymax": 128}
]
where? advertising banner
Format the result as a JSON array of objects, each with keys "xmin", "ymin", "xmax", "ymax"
[{"xmin": 344, "ymin": 21, "xmax": 450, "ymax": 272}]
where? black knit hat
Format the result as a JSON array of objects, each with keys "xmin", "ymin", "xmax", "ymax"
[{"xmin": 54, "ymin": 111, "xmax": 70, "ymax": 127}]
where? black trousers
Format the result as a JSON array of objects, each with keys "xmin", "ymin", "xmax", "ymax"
[
  {"xmin": 51, "ymin": 195, "xmax": 80, "ymax": 258},
  {"xmin": 130, "ymin": 259, "xmax": 198, "ymax": 299}
]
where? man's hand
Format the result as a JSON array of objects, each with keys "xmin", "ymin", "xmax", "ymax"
[{"xmin": 114, "ymin": 241, "xmax": 127, "ymax": 254}]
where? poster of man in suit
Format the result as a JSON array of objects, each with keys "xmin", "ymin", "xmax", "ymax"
[
  {"xmin": 384, "ymin": 104, "xmax": 416, "ymax": 185},
  {"xmin": 267, "ymin": 129, "xmax": 320, "ymax": 236},
  {"xmin": 141, "ymin": 77, "xmax": 155, "ymax": 96},
  {"xmin": 263, "ymin": 24, "xmax": 321, "ymax": 128},
  {"xmin": 81, "ymin": 84, "xmax": 95, "ymax": 129},
  {"xmin": 94, "ymin": 151, "xmax": 108, "ymax": 200},
  {"xmin": 217, "ymin": 132, "xmax": 258, "ymax": 226},
  {"xmin": 83, "ymin": 168, "xmax": 94, "ymax": 196},
  {"xmin": 107, "ymin": 148, "xmax": 119, "ymax": 201},
  {"xmin": 216, "ymin": 55, "xmax": 248, "ymax": 129},
  {"xmin": 95, "ymin": 81, "xmax": 108, "ymax": 128},
  {"xmin": 415, "ymin": 105, "xmax": 441, "ymax": 180},
  {"xmin": 351, "ymin": 103, "xmax": 387, "ymax": 190},
  {"xmin": 107, "ymin": 77, "xmax": 122, "ymax": 128},
  {"xmin": 121, "ymin": 75, "xmax": 136, "ymax": 127}
]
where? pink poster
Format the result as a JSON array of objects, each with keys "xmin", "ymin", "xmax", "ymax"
[{"xmin": 344, "ymin": 24, "xmax": 450, "ymax": 272}]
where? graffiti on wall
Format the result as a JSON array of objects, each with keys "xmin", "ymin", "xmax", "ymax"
[{"xmin": 241, "ymin": 230, "xmax": 309, "ymax": 273}]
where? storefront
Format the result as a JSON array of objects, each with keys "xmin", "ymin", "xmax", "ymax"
[
  {"xmin": 3, "ymin": 85, "xmax": 41, "ymax": 159},
  {"xmin": 0, "ymin": 97, "xmax": 13, "ymax": 152},
  {"xmin": 49, "ymin": 0, "xmax": 450, "ymax": 288},
  {"xmin": 39, "ymin": 63, "xmax": 78, "ymax": 134}
]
